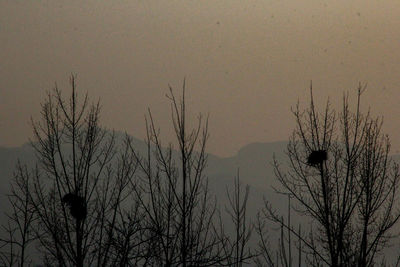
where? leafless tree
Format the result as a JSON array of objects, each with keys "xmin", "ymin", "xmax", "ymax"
[
  {"xmin": 220, "ymin": 171, "xmax": 253, "ymax": 266},
  {"xmin": 127, "ymin": 82, "xmax": 226, "ymax": 266},
  {"xmin": 0, "ymin": 162, "xmax": 37, "ymax": 267},
  {"xmin": 22, "ymin": 75, "xmax": 138, "ymax": 266},
  {"xmin": 255, "ymin": 195, "xmax": 303, "ymax": 267},
  {"xmin": 265, "ymin": 84, "xmax": 400, "ymax": 266}
]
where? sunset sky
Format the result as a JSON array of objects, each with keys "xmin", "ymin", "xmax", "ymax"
[{"xmin": 1, "ymin": 0, "xmax": 400, "ymax": 157}]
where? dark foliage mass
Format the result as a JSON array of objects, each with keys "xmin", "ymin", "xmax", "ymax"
[{"xmin": 1, "ymin": 77, "xmax": 399, "ymax": 267}]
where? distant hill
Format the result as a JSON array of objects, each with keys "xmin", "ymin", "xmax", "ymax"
[
  {"xmin": 0, "ymin": 136, "xmax": 287, "ymax": 206},
  {"xmin": 0, "ymin": 137, "xmax": 287, "ymax": 235},
  {"xmin": 1, "ymin": 136, "xmax": 400, "ymax": 264},
  {"xmin": 2, "ymin": 137, "xmax": 400, "ymax": 223}
]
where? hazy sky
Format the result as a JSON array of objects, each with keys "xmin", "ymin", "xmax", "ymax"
[{"xmin": 1, "ymin": 0, "xmax": 400, "ymax": 157}]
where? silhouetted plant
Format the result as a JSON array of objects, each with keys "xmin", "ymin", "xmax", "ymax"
[
  {"xmin": 255, "ymin": 194, "xmax": 303, "ymax": 267},
  {"xmin": 220, "ymin": 171, "xmax": 254, "ymax": 266},
  {"xmin": 265, "ymin": 85, "xmax": 400, "ymax": 266},
  {"xmin": 127, "ymin": 82, "xmax": 227, "ymax": 266},
  {"xmin": 15, "ymin": 75, "xmax": 139, "ymax": 266},
  {"xmin": 0, "ymin": 162, "xmax": 37, "ymax": 267}
]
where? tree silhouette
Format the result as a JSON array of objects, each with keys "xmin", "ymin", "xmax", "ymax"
[
  {"xmin": 220, "ymin": 171, "xmax": 253, "ymax": 266},
  {"xmin": 15, "ymin": 75, "xmax": 138, "ymax": 266},
  {"xmin": 126, "ymin": 82, "xmax": 227, "ymax": 266},
  {"xmin": 1, "ymin": 76, "xmax": 254, "ymax": 266},
  {"xmin": 0, "ymin": 162, "xmax": 37, "ymax": 267},
  {"xmin": 265, "ymin": 85, "xmax": 400, "ymax": 266}
]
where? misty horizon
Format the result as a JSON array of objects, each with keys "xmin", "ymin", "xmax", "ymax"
[{"xmin": 2, "ymin": 0, "xmax": 400, "ymax": 157}]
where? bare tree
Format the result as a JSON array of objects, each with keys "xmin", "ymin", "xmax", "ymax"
[
  {"xmin": 0, "ymin": 162, "xmax": 37, "ymax": 267},
  {"xmin": 22, "ymin": 75, "xmax": 138, "ymax": 266},
  {"xmin": 265, "ymin": 85, "xmax": 400, "ymax": 266},
  {"xmin": 221, "ymin": 171, "xmax": 253, "ymax": 266},
  {"xmin": 255, "ymin": 195, "xmax": 303, "ymax": 267},
  {"xmin": 127, "ymin": 82, "xmax": 226, "ymax": 266}
]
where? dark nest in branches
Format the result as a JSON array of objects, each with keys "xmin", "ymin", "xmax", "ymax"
[
  {"xmin": 307, "ymin": 150, "xmax": 327, "ymax": 166},
  {"xmin": 62, "ymin": 193, "xmax": 87, "ymax": 221}
]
